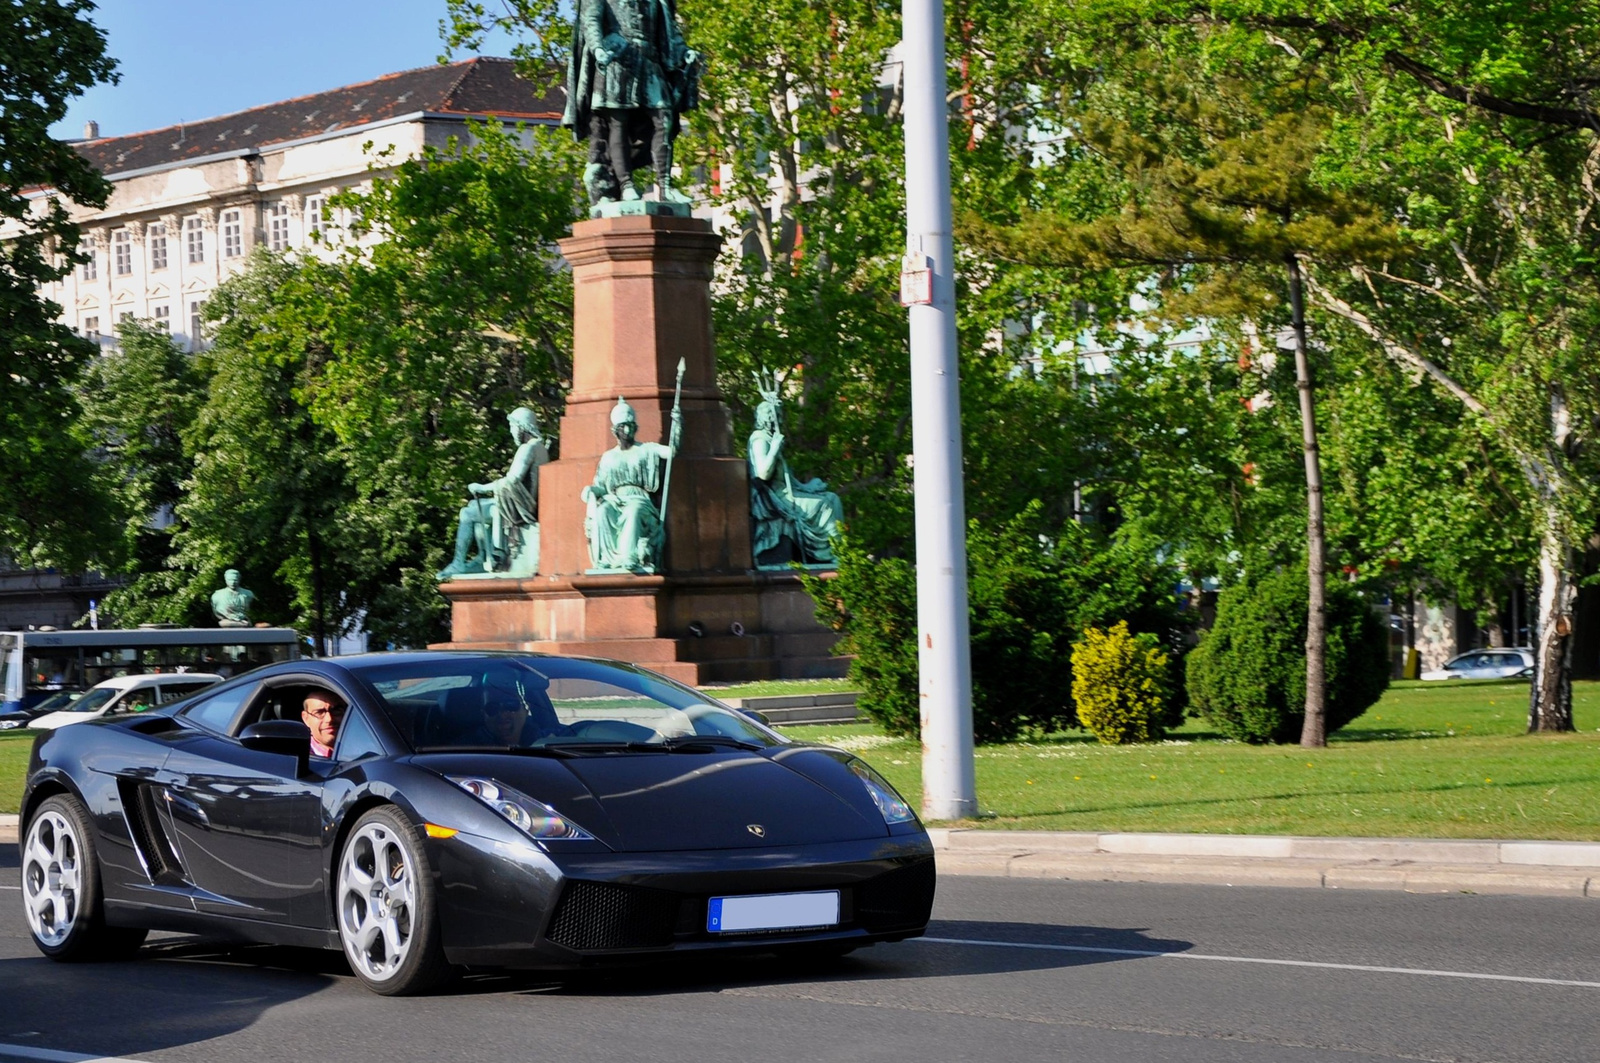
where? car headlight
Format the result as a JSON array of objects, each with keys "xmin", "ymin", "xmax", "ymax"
[
  {"xmin": 448, "ymin": 776, "xmax": 594, "ymax": 840},
  {"xmin": 849, "ymin": 759, "xmax": 916, "ymax": 824}
]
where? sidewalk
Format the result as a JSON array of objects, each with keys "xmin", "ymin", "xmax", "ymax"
[
  {"xmin": 6, "ymin": 812, "xmax": 1597, "ymax": 898},
  {"xmin": 931, "ymin": 829, "xmax": 1600, "ymax": 898}
]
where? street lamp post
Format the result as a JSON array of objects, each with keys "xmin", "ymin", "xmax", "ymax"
[{"xmin": 901, "ymin": 0, "xmax": 976, "ymax": 820}]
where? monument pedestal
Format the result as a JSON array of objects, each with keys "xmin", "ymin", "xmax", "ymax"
[{"xmin": 439, "ymin": 214, "xmax": 845, "ymax": 683}]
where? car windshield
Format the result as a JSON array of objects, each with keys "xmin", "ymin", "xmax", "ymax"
[
  {"xmin": 61, "ymin": 687, "xmax": 119, "ymax": 713},
  {"xmin": 29, "ymin": 689, "xmax": 87, "ymax": 713},
  {"xmin": 351, "ymin": 656, "xmax": 786, "ymax": 753}
]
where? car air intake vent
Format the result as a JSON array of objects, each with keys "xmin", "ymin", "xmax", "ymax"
[
  {"xmin": 854, "ymin": 857, "xmax": 937, "ymax": 932},
  {"xmin": 117, "ymin": 780, "xmax": 186, "ymax": 886},
  {"xmin": 126, "ymin": 716, "xmax": 180, "ymax": 735},
  {"xmin": 546, "ymin": 881, "xmax": 681, "ymax": 951}
]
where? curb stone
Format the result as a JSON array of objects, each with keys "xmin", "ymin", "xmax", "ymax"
[{"xmin": 929, "ymin": 829, "xmax": 1600, "ymax": 899}]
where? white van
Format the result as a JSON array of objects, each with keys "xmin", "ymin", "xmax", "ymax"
[{"xmin": 30, "ymin": 672, "xmax": 224, "ymax": 730}]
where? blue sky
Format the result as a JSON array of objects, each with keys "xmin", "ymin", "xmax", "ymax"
[{"xmin": 51, "ymin": 0, "xmax": 519, "ymax": 140}]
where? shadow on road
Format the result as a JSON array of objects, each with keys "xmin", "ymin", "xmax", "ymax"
[{"xmin": 448, "ymin": 919, "xmax": 1193, "ymax": 999}]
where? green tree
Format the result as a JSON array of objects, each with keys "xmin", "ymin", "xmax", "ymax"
[
  {"xmin": 0, "ymin": 0, "xmax": 118, "ymax": 568},
  {"xmin": 76, "ymin": 319, "xmax": 202, "ymax": 586}
]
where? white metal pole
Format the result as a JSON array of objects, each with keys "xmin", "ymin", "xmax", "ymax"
[{"xmin": 902, "ymin": 0, "xmax": 976, "ymax": 819}]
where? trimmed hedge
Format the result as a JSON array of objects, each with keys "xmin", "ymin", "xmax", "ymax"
[
  {"xmin": 806, "ymin": 510, "xmax": 1191, "ymax": 744},
  {"xmin": 1186, "ymin": 567, "xmax": 1390, "ymax": 744}
]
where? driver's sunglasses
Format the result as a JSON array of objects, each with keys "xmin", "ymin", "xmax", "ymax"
[
  {"xmin": 488, "ymin": 704, "xmax": 526, "ymax": 715},
  {"xmin": 304, "ymin": 705, "xmax": 342, "ymax": 719}
]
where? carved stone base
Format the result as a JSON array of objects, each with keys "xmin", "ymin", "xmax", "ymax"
[{"xmin": 436, "ymin": 571, "xmax": 847, "ymax": 685}]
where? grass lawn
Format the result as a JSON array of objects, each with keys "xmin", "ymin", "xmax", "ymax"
[
  {"xmin": 700, "ymin": 678, "xmax": 856, "ymax": 699},
  {"xmin": 785, "ymin": 679, "xmax": 1600, "ymax": 840},
  {"xmin": 6, "ymin": 680, "xmax": 1597, "ymax": 842}
]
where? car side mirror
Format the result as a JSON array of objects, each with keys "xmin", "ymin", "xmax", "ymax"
[
  {"xmin": 738, "ymin": 708, "xmax": 771, "ymax": 727},
  {"xmin": 240, "ymin": 719, "xmax": 312, "ymax": 772}
]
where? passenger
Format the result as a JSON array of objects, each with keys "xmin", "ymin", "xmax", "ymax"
[{"xmin": 302, "ymin": 690, "xmax": 345, "ymax": 758}]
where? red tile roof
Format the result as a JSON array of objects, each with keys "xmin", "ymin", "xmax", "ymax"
[{"xmin": 77, "ymin": 58, "xmax": 563, "ymax": 177}]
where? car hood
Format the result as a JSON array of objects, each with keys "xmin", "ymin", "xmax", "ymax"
[
  {"xmin": 29, "ymin": 710, "xmax": 98, "ymax": 730},
  {"xmin": 413, "ymin": 747, "xmax": 889, "ymax": 852}
]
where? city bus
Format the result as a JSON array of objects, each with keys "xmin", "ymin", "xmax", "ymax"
[{"xmin": 0, "ymin": 627, "xmax": 302, "ymax": 714}]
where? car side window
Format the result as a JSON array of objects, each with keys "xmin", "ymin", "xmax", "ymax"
[
  {"xmin": 334, "ymin": 708, "xmax": 385, "ymax": 763},
  {"xmin": 159, "ymin": 681, "xmax": 212, "ymax": 704},
  {"xmin": 182, "ymin": 683, "xmax": 257, "ymax": 734},
  {"xmin": 113, "ymin": 689, "xmax": 158, "ymax": 715}
]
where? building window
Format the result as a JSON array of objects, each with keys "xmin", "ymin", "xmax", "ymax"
[
  {"xmin": 189, "ymin": 299, "xmax": 203, "ymax": 347},
  {"xmin": 112, "ymin": 229, "xmax": 132, "ymax": 275},
  {"xmin": 83, "ymin": 316, "xmax": 99, "ymax": 342},
  {"xmin": 222, "ymin": 210, "xmax": 243, "ymax": 258},
  {"xmin": 118, "ymin": 311, "xmax": 133, "ymax": 324},
  {"xmin": 184, "ymin": 215, "xmax": 204, "ymax": 263},
  {"xmin": 153, "ymin": 305, "xmax": 170, "ymax": 331},
  {"xmin": 306, "ymin": 195, "xmax": 327, "ymax": 238},
  {"xmin": 268, "ymin": 201, "xmax": 290, "ymax": 251},
  {"xmin": 79, "ymin": 239, "xmax": 97, "ymax": 280},
  {"xmin": 149, "ymin": 223, "xmax": 168, "ymax": 270}
]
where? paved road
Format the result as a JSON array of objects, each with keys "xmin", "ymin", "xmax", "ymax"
[{"xmin": 4, "ymin": 847, "xmax": 1599, "ymax": 1063}]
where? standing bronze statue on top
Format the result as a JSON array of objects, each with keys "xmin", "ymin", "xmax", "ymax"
[{"xmin": 563, "ymin": 0, "xmax": 700, "ymax": 211}]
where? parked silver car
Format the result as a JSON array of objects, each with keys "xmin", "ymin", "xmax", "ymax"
[{"xmin": 1420, "ymin": 648, "xmax": 1534, "ymax": 681}]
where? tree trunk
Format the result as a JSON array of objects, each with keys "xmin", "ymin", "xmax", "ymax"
[
  {"xmin": 1529, "ymin": 520, "xmax": 1576, "ymax": 732},
  {"xmin": 1287, "ymin": 254, "xmax": 1328, "ymax": 748}
]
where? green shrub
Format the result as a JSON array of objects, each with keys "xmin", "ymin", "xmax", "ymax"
[
  {"xmin": 806, "ymin": 508, "xmax": 1192, "ymax": 744},
  {"xmin": 802, "ymin": 536, "xmax": 920, "ymax": 737},
  {"xmin": 1186, "ymin": 567, "xmax": 1391, "ymax": 744},
  {"xmin": 1072, "ymin": 622, "xmax": 1171, "ymax": 744}
]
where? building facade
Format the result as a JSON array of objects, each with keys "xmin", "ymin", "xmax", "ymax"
[{"xmin": 30, "ymin": 57, "xmax": 561, "ymax": 353}]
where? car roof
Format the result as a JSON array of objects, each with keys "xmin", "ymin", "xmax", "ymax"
[{"xmin": 92, "ymin": 672, "xmax": 225, "ymax": 691}]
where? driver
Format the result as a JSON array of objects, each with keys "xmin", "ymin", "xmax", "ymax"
[
  {"xmin": 302, "ymin": 690, "xmax": 345, "ymax": 758},
  {"xmin": 481, "ymin": 698, "xmax": 531, "ymax": 745}
]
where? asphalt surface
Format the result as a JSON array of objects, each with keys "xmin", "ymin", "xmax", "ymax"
[{"xmin": 5, "ymin": 846, "xmax": 1600, "ymax": 1063}]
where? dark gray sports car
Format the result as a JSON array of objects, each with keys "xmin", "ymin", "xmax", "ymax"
[{"xmin": 18, "ymin": 652, "xmax": 934, "ymax": 994}]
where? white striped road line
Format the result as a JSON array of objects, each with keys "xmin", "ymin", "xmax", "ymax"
[
  {"xmin": 916, "ymin": 936, "xmax": 1600, "ymax": 990},
  {"xmin": 0, "ymin": 1045, "xmax": 151, "ymax": 1063}
]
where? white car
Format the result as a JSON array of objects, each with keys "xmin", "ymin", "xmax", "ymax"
[
  {"xmin": 29, "ymin": 672, "xmax": 223, "ymax": 730},
  {"xmin": 1420, "ymin": 648, "xmax": 1534, "ymax": 681}
]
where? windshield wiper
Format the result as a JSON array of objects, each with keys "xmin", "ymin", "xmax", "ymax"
[
  {"xmin": 660, "ymin": 734, "xmax": 764, "ymax": 752},
  {"xmin": 414, "ymin": 744, "xmax": 580, "ymax": 759}
]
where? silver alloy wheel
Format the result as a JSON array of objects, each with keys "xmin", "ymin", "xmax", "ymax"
[
  {"xmin": 338, "ymin": 820, "xmax": 418, "ymax": 983},
  {"xmin": 23, "ymin": 810, "xmax": 82, "ymax": 948}
]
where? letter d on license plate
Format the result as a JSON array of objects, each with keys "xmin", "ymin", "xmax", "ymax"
[{"xmin": 706, "ymin": 890, "xmax": 840, "ymax": 933}]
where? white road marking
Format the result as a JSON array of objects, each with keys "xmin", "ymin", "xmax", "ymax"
[
  {"xmin": 0, "ymin": 885, "xmax": 20, "ymax": 891},
  {"xmin": 0, "ymin": 1045, "xmax": 151, "ymax": 1063},
  {"xmin": 916, "ymin": 936, "xmax": 1600, "ymax": 989}
]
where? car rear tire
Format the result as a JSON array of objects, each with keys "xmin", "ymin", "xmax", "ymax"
[
  {"xmin": 22, "ymin": 794, "xmax": 148, "ymax": 961},
  {"xmin": 336, "ymin": 806, "xmax": 450, "ymax": 995}
]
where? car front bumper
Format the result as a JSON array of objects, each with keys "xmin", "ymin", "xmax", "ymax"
[{"xmin": 430, "ymin": 830, "xmax": 936, "ymax": 968}]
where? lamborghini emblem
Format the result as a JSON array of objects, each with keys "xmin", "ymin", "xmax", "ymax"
[{"xmin": 746, "ymin": 824, "xmax": 766, "ymax": 837}]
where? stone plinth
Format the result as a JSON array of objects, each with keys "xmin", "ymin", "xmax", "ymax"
[{"xmin": 440, "ymin": 214, "xmax": 843, "ymax": 683}]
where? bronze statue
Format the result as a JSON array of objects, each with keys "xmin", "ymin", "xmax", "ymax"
[
  {"xmin": 438, "ymin": 408, "xmax": 550, "ymax": 579},
  {"xmin": 562, "ymin": 0, "xmax": 700, "ymax": 207},
  {"xmin": 211, "ymin": 569, "xmax": 257, "ymax": 627},
  {"xmin": 583, "ymin": 388, "xmax": 683, "ymax": 573},
  {"xmin": 748, "ymin": 373, "xmax": 842, "ymax": 567}
]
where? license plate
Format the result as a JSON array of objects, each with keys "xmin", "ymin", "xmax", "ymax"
[{"xmin": 706, "ymin": 890, "xmax": 840, "ymax": 933}]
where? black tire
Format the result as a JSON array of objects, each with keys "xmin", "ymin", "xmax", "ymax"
[
  {"xmin": 21, "ymin": 794, "xmax": 148, "ymax": 962},
  {"xmin": 335, "ymin": 806, "xmax": 451, "ymax": 995}
]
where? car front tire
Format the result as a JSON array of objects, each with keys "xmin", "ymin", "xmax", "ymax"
[
  {"xmin": 336, "ymin": 806, "xmax": 451, "ymax": 995},
  {"xmin": 22, "ymin": 794, "xmax": 147, "ymax": 961}
]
